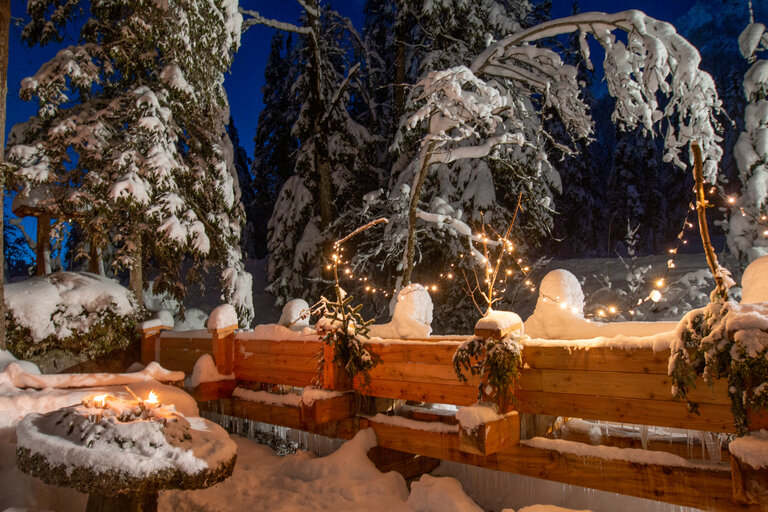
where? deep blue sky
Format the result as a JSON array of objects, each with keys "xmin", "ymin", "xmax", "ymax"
[{"xmin": 5, "ymin": 0, "xmax": 701, "ymax": 162}]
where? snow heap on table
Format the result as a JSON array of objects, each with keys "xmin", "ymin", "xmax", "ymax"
[
  {"xmin": 5, "ymin": 272, "xmax": 137, "ymax": 342},
  {"xmin": 524, "ymin": 270, "xmax": 676, "ymax": 339},
  {"xmin": 369, "ymin": 284, "xmax": 434, "ymax": 339}
]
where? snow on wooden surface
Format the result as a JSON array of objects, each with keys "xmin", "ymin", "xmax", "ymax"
[
  {"xmin": 232, "ymin": 387, "xmax": 302, "ymax": 407},
  {"xmin": 369, "ymin": 283, "xmax": 434, "ymax": 339},
  {"xmin": 278, "ymin": 298, "xmax": 311, "ymax": 328},
  {"xmin": 521, "ymin": 438, "xmax": 729, "ymax": 471},
  {"xmin": 187, "ymin": 355, "xmax": 235, "ymax": 388},
  {"xmin": 475, "ymin": 310, "xmax": 523, "ymax": 334},
  {"xmin": 368, "ymin": 413, "xmax": 459, "ymax": 434},
  {"xmin": 1, "ymin": 361, "xmax": 184, "ymax": 390},
  {"xmin": 208, "ymin": 304, "xmax": 238, "ymax": 330},
  {"xmin": 729, "ymin": 430, "xmax": 768, "ymax": 469},
  {"xmin": 516, "ymin": 506, "xmax": 593, "ymax": 512},
  {"xmin": 455, "ymin": 403, "xmax": 501, "ymax": 431}
]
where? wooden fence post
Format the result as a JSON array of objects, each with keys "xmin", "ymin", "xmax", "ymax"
[
  {"xmin": 209, "ymin": 324, "xmax": 236, "ymax": 375},
  {"xmin": 140, "ymin": 321, "xmax": 172, "ymax": 365}
]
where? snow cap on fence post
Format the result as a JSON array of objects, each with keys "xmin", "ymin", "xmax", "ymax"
[{"xmin": 208, "ymin": 304, "xmax": 238, "ymax": 375}]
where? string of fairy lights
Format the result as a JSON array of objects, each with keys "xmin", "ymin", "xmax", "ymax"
[{"xmin": 323, "ymin": 184, "xmax": 768, "ymax": 318}]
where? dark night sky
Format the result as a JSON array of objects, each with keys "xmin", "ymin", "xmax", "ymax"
[{"xmin": 5, "ymin": 0, "xmax": 700, "ymax": 161}]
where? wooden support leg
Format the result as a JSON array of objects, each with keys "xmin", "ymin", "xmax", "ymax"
[{"xmin": 86, "ymin": 491, "xmax": 157, "ymax": 512}]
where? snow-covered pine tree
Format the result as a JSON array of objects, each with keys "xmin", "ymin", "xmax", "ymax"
[
  {"xmin": 252, "ymin": 33, "xmax": 300, "ymax": 259},
  {"xmin": 6, "ymin": 0, "xmax": 255, "ymax": 325},
  {"xmin": 606, "ymin": 127, "xmax": 669, "ymax": 255},
  {"xmin": 244, "ymin": 2, "xmax": 379, "ymax": 307},
  {"xmin": 728, "ymin": 15, "xmax": 768, "ymax": 265},
  {"xmin": 227, "ymin": 117, "xmax": 257, "ymax": 259}
]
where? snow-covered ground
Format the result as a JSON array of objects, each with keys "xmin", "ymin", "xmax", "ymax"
[{"xmin": 0, "ymin": 351, "xmax": 601, "ymax": 512}]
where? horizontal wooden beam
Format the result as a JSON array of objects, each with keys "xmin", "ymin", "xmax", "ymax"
[{"xmin": 363, "ymin": 418, "xmax": 760, "ymax": 512}]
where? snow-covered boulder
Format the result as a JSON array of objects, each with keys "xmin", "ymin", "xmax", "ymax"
[
  {"xmin": 742, "ymin": 255, "xmax": 768, "ymax": 304},
  {"xmin": 369, "ymin": 284, "xmax": 433, "ymax": 339},
  {"xmin": 279, "ymin": 298, "xmax": 311, "ymax": 329},
  {"xmin": 5, "ymin": 272, "xmax": 140, "ymax": 360}
]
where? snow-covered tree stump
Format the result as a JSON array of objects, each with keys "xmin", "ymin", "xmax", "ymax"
[{"xmin": 16, "ymin": 395, "xmax": 237, "ymax": 512}]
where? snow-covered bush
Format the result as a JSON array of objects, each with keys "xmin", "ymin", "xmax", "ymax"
[
  {"xmin": 454, "ymin": 311, "xmax": 524, "ymax": 410},
  {"xmin": 670, "ymin": 300, "xmax": 768, "ymax": 435},
  {"xmin": 5, "ymin": 272, "xmax": 140, "ymax": 360}
]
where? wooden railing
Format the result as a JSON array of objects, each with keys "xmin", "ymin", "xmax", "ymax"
[{"xmin": 142, "ymin": 323, "xmax": 768, "ymax": 512}]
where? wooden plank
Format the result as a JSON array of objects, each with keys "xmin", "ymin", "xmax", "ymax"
[
  {"xmin": 361, "ymin": 378, "xmax": 477, "ymax": 406},
  {"xmin": 521, "ymin": 344, "xmax": 669, "ymax": 374},
  {"xmin": 235, "ymin": 339, "xmax": 322, "ymax": 358},
  {"xmin": 157, "ymin": 337, "xmax": 211, "ymax": 373},
  {"xmin": 367, "ymin": 420, "xmax": 759, "ymax": 512},
  {"xmin": 458, "ymin": 411, "xmax": 520, "ymax": 456},
  {"xmin": 190, "ymin": 380, "xmax": 238, "ymax": 402},
  {"xmin": 515, "ymin": 390, "xmax": 736, "ymax": 433},
  {"xmin": 365, "ymin": 342, "xmax": 460, "ymax": 364},
  {"xmin": 367, "ymin": 362, "xmax": 481, "ymax": 387},
  {"xmin": 234, "ymin": 365, "xmax": 317, "ymax": 388},
  {"xmin": 234, "ymin": 353, "xmax": 320, "ymax": 374},
  {"xmin": 233, "ymin": 398, "xmax": 303, "ymax": 430},
  {"xmin": 519, "ymin": 369, "xmax": 731, "ymax": 406},
  {"xmin": 301, "ymin": 393, "xmax": 354, "ymax": 424},
  {"xmin": 475, "ymin": 322, "xmax": 523, "ymax": 340}
]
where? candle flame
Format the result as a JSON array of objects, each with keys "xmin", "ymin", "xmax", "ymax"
[
  {"xmin": 92, "ymin": 394, "xmax": 108, "ymax": 407},
  {"xmin": 145, "ymin": 391, "xmax": 159, "ymax": 404}
]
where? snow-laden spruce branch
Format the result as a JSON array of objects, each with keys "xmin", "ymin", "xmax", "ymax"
[
  {"xmin": 471, "ymin": 9, "xmax": 724, "ymax": 180},
  {"xmin": 397, "ymin": 10, "xmax": 725, "ymax": 287},
  {"xmin": 240, "ymin": 10, "xmax": 311, "ymax": 34}
]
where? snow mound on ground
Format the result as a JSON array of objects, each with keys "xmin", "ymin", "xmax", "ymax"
[
  {"xmin": 5, "ymin": 272, "xmax": 137, "ymax": 342},
  {"xmin": 407, "ymin": 474, "xmax": 482, "ymax": 512},
  {"xmin": 187, "ymin": 354, "xmax": 234, "ymax": 388},
  {"xmin": 741, "ymin": 255, "xmax": 768, "ymax": 303},
  {"xmin": 369, "ymin": 284, "xmax": 433, "ymax": 339},
  {"xmin": 278, "ymin": 298, "xmax": 311, "ymax": 329},
  {"xmin": 208, "ymin": 304, "xmax": 238, "ymax": 330},
  {"xmin": 161, "ymin": 429, "xmax": 484, "ymax": 512},
  {"xmin": 0, "ymin": 351, "xmax": 40, "ymax": 375},
  {"xmin": 517, "ymin": 506, "xmax": 593, "ymax": 512}
]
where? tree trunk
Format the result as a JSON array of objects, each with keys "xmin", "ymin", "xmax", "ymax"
[
  {"xmin": 692, "ymin": 141, "xmax": 728, "ymax": 302},
  {"xmin": 392, "ymin": 3, "xmax": 407, "ymax": 125},
  {"xmin": 130, "ymin": 236, "xmax": 144, "ymax": 308},
  {"xmin": 304, "ymin": 0, "xmax": 333, "ymax": 228},
  {"xmin": 0, "ymin": 0, "xmax": 8, "ymax": 349},
  {"xmin": 36, "ymin": 214, "xmax": 51, "ymax": 276},
  {"xmin": 402, "ymin": 140, "xmax": 436, "ymax": 286}
]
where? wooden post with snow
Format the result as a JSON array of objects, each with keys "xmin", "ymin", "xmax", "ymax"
[
  {"xmin": 208, "ymin": 304, "xmax": 237, "ymax": 376},
  {"xmin": 140, "ymin": 320, "xmax": 172, "ymax": 366}
]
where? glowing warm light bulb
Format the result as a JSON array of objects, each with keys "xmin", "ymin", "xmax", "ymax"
[
  {"xmin": 609, "ymin": 306, "xmax": 617, "ymax": 314},
  {"xmin": 656, "ymin": 278, "xmax": 664, "ymax": 287},
  {"xmin": 145, "ymin": 391, "xmax": 159, "ymax": 405},
  {"xmin": 430, "ymin": 285, "xmax": 437, "ymax": 292},
  {"xmin": 447, "ymin": 273, "xmax": 453, "ymax": 279},
  {"xmin": 597, "ymin": 310, "xmax": 606, "ymax": 317},
  {"xmin": 728, "ymin": 196, "xmax": 736, "ymax": 204},
  {"xmin": 506, "ymin": 269, "xmax": 512, "ymax": 275},
  {"xmin": 650, "ymin": 290, "xmax": 662, "ymax": 302}
]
